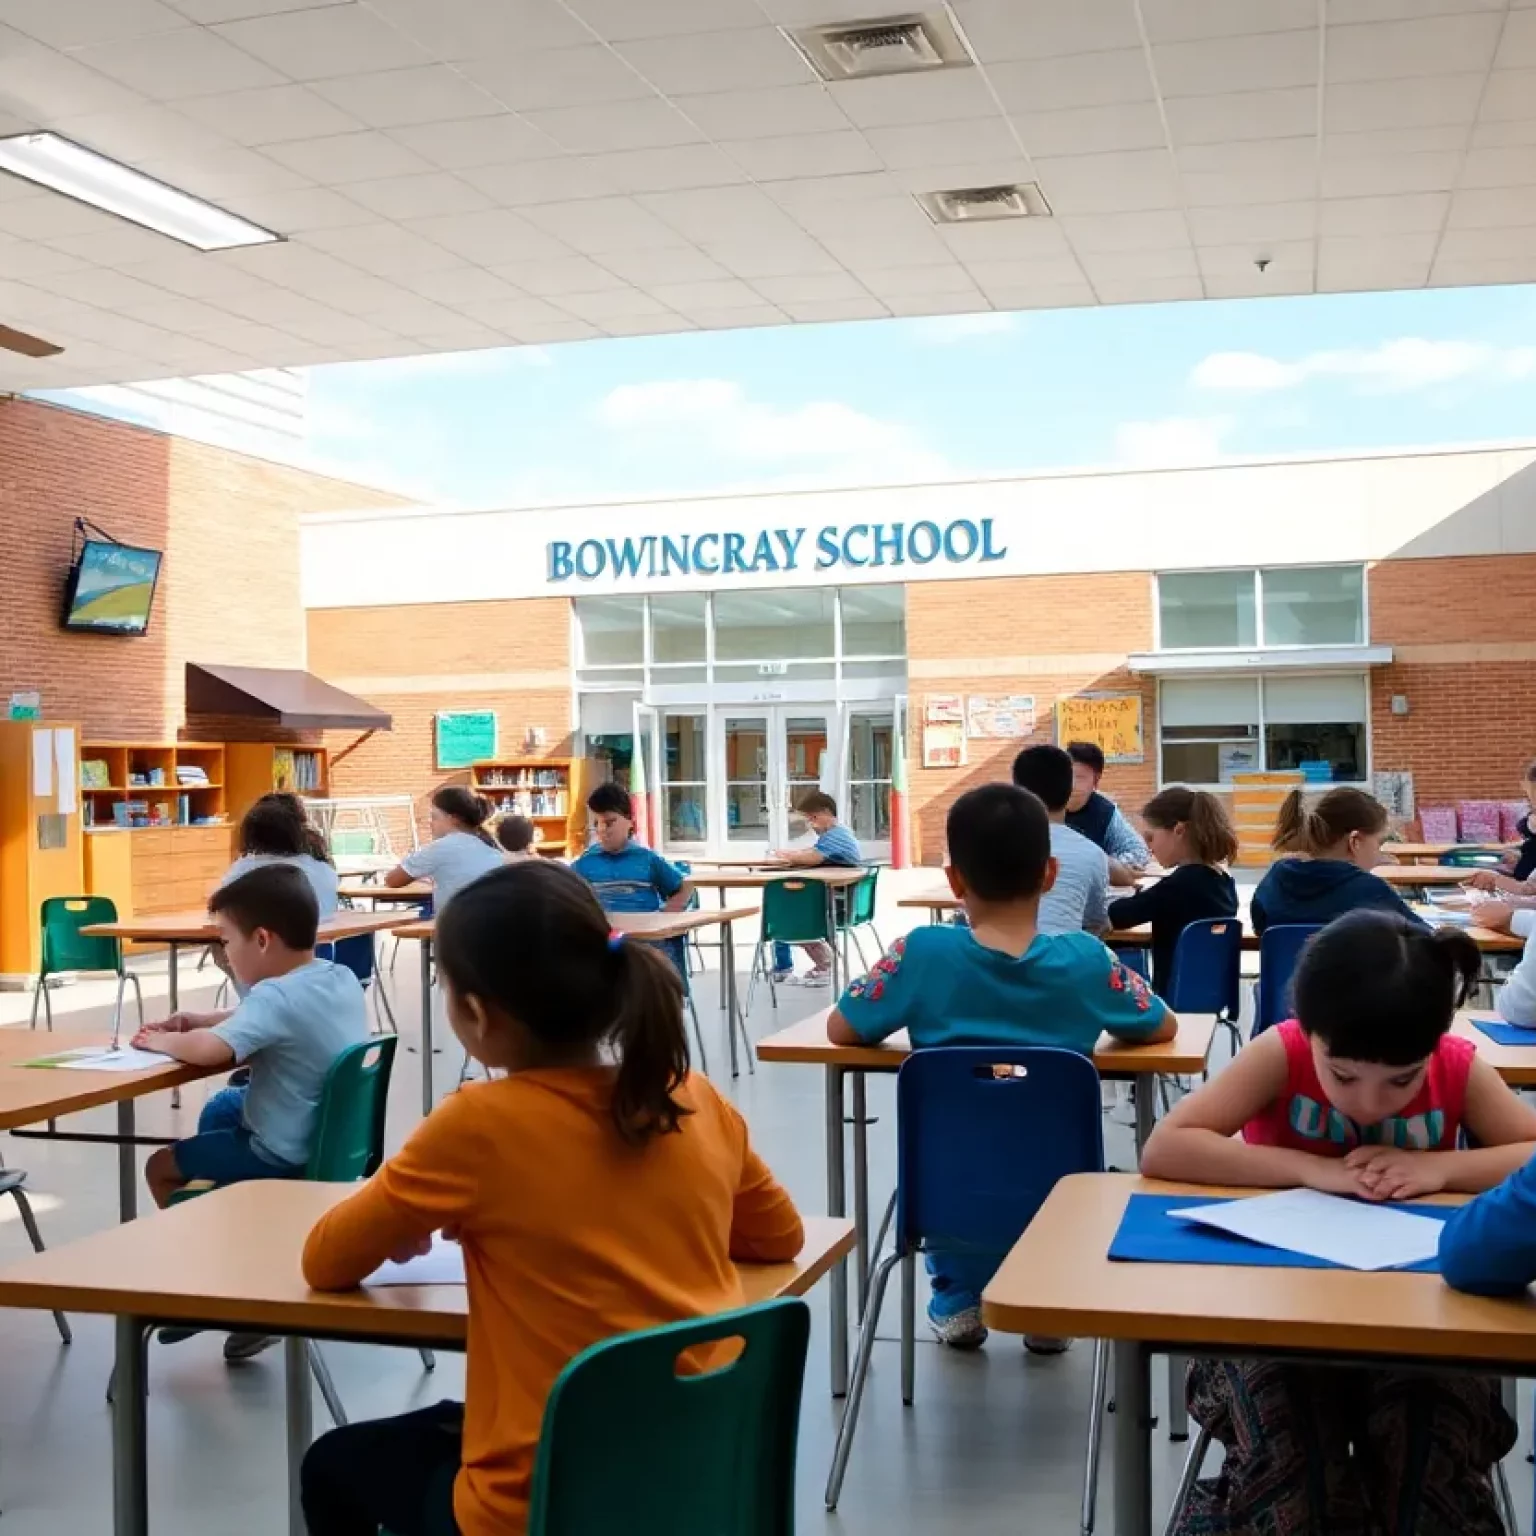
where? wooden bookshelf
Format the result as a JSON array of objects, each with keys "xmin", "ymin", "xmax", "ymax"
[
  {"xmin": 471, "ymin": 757, "xmax": 596, "ymax": 857},
  {"xmin": 79, "ymin": 741, "xmax": 227, "ymax": 830},
  {"xmin": 226, "ymin": 743, "xmax": 330, "ymax": 834}
]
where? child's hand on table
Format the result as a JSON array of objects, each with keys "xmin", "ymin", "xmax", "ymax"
[
  {"xmin": 387, "ymin": 1234, "xmax": 433, "ymax": 1265},
  {"xmin": 1343, "ymin": 1146, "xmax": 1447, "ymax": 1201},
  {"xmin": 1301, "ymin": 1157, "xmax": 1379, "ymax": 1201},
  {"xmin": 132, "ymin": 1024, "xmax": 176, "ymax": 1052},
  {"xmin": 1473, "ymin": 900, "xmax": 1514, "ymax": 933}
]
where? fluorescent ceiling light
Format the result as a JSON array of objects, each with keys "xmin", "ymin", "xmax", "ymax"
[{"xmin": 0, "ymin": 132, "xmax": 279, "ymax": 252}]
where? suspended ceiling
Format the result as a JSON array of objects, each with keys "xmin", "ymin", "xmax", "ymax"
[{"xmin": 0, "ymin": 0, "xmax": 1532, "ymax": 390}]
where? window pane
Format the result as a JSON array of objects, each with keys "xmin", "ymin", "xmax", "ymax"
[
  {"xmin": 840, "ymin": 659, "xmax": 907, "ymax": 683},
  {"xmin": 1262, "ymin": 673, "xmax": 1367, "ymax": 724},
  {"xmin": 724, "ymin": 716, "xmax": 768, "ymax": 842},
  {"xmin": 650, "ymin": 593, "xmax": 707, "ymax": 662},
  {"xmin": 785, "ymin": 715, "xmax": 829, "ymax": 840},
  {"xmin": 840, "ymin": 585, "xmax": 906, "ymax": 656},
  {"xmin": 1163, "ymin": 740, "xmax": 1258, "ymax": 784},
  {"xmin": 1265, "ymin": 721, "xmax": 1366, "ymax": 781},
  {"xmin": 575, "ymin": 596, "xmax": 645, "ymax": 666},
  {"xmin": 850, "ymin": 781, "xmax": 891, "ymax": 841},
  {"xmin": 849, "ymin": 712, "xmax": 893, "ymax": 781},
  {"xmin": 1158, "ymin": 571, "xmax": 1257, "ymax": 649},
  {"xmin": 1160, "ymin": 677, "xmax": 1260, "ymax": 728},
  {"xmin": 715, "ymin": 660, "xmax": 836, "ymax": 683},
  {"xmin": 1261, "ymin": 566, "xmax": 1364, "ymax": 646},
  {"xmin": 647, "ymin": 665, "xmax": 708, "ymax": 686},
  {"xmin": 662, "ymin": 786, "xmax": 707, "ymax": 842},
  {"xmin": 714, "ymin": 588, "xmax": 835, "ymax": 661},
  {"xmin": 662, "ymin": 713, "xmax": 707, "ymax": 785}
]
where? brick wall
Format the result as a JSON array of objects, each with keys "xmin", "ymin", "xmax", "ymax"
[
  {"xmin": 0, "ymin": 396, "xmax": 408, "ymax": 740},
  {"xmin": 306, "ymin": 597, "xmax": 574, "ymax": 824},
  {"xmin": 905, "ymin": 571, "xmax": 1157, "ymax": 862}
]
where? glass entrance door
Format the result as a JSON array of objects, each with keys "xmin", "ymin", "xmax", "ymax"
[{"xmin": 715, "ymin": 706, "xmax": 836, "ymax": 856}]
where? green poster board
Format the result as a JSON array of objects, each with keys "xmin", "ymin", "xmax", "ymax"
[{"xmin": 435, "ymin": 711, "xmax": 497, "ymax": 771}]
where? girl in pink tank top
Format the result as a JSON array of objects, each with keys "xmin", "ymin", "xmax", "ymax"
[{"xmin": 1142, "ymin": 909, "xmax": 1536, "ymax": 1535}]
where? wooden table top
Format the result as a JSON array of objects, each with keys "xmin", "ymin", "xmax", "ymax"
[
  {"xmin": 1453, "ymin": 1012, "xmax": 1536, "ymax": 1084},
  {"xmin": 685, "ymin": 867, "xmax": 867, "ymax": 890},
  {"xmin": 0, "ymin": 1181, "xmax": 854, "ymax": 1340},
  {"xmin": 755, "ymin": 1007, "xmax": 1219, "ymax": 1079},
  {"xmin": 981, "ymin": 1174, "xmax": 1536, "ymax": 1365},
  {"xmin": 1409, "ymin": 910, "xmax": 1523, "ymax": 953},
  {"xmin": 82, "ymin": 910, "xmax": 407, "ymax": 944},
  {"xmin": 391, "ymin": 906, "xmax": 762, "ymax": 944},
  {"xmin": 686, "ymin": 858, "xmax": 794, "ymax": 870},
  {"xmin": 0, "ymin": 1030, "xmax": 218, "ymax": 1131},
  {"xmin": 1386, "ymin": 843, "xmax": 1515, "ymax": 862},
  {"xmin": 338, "ymin": 882, "xmax": 432, "ymax": 902},
  {"xmin": 1377, "ymin": 865, "xmax": 1481, "ymax": 887}
]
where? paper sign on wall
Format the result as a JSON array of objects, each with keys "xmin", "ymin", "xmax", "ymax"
[
  {"xmin": 1055, "ymin": 693, "xmax": 1144, "ymax": 765},
  {"xmin": 31, "ymin": 728, "xmax": 52, "ymax": 798},
  {"xmin": 922, "ymin": 721, "xmax": 965, "ymax": 770},
  {"xmin": 923, "ymin": 694, "xmax": 963, "ymax": 725},
  {"xmin": 435, "ymin": 711, "xmax": 497, "ymax": 771},
  {"xmin": 55, "ymin": 727, "xmax": 76, "ymax": 814},
  {"xmin": 966, "ymin": 695, "xmax": 1036, "ymax": 740}
]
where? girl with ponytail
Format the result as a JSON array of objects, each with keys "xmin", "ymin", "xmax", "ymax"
[
  {"xmin": 299, "ymin": 860, "xmax": 803, "ymax": 1536},
  {"xmin": 385, "ymin": 784, "xmax": 504, "ymax": 911},
  {"xmin": 1144, "ymin": 908, "xmax": 1536, "ymax": 1534},
  {"xmin": 1105, "ymin": 786, "xmax": 1239, "ymax": 995}
]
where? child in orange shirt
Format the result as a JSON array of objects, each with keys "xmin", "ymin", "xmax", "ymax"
[{"xmin": 299, "ymin": 860, "xmax": 803, "ymax": 1536}]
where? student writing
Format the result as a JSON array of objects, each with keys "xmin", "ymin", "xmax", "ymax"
[
  {"xmin": 385, "ymin": 786, "xmax": 504, "ymax": 910},
  {"xmin": 1142, "ymin": 910, "xmax": 1536, "ymax": 1534},
  {"xmin": 767, "ymin": 789, "xmax": 862, "ymax": 986},
  {"xmin": 1104, "ymin": 787, "xmax": 1238, "ymax": 995},
  {"xmin": 299, "ymin": 861, "xmax": 803, "ymax": 1536},
  {"xmin": 828, "ymin": 782, "xmax": 1174, "ymax": 1350}
]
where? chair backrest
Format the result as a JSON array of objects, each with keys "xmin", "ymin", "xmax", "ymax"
[
  {"xmin": 672, "ymin": 858, "xmax": 700, "ymax": 912},
  {"xmin": 760, "ymin": 878, "xmax": 833, "ymax": 943},
  {"xmin": 1165, "ymin": 917, "xmax": 1243, "ymax": 1017},
  {"xmin": 841, "ymin": 867, "xmax": 878, "ymax": 929},
  {"xmin": 329, "ymin": 932, "xmax": 377, "ymax": 988},
  {"xmin": 39, "ymin": 896, "xmax": 122, "ymax": 976},
  {"xmin": 894, "ymin": 1046, "xmax": 1103, "ymax": 1259},
  {"xmin": 304, "ymin": 1036, "xmax": 397, "ymax": 1182},
  {"xmin": 1439, "ymin": 849, "xmax": 1501, "ymax": 868},
  {"xmin": 1254, "ymin": 924, "xmax": 1322, "ymax": 1035},
  {"xmin": 330, "ymin": 830, "xmax": 377, "ymax": 855},
  {"xmin": 527, "ymin": 1298, "xmax": 810, "ymax": 1536}
]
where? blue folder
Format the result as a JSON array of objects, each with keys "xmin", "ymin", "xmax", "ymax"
[
  {"xmin": 1470, "ymin": 1019, "xmax": 1536, "ymax": 1047},
  {"xmin": 1108, "ymin": 1193, "xmax": 1453, "ymax": 1273}
]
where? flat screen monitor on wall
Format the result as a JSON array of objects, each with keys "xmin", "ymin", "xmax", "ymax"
[{"xmin": 61, "ymin": 538, "xmax": 163, "ymax": 636}]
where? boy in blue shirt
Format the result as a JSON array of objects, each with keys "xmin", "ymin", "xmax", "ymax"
[
  {"xmin": 769, "ymin": 790, "xmax": 862, "ymax": 987},
  {"xmin": 829, "ymin": 782, "xmax": 1176, "ymax": 1349}
]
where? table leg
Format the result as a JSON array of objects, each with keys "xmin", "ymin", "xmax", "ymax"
[
  {"xmin": 826, "ymin": 1064, "xmax": 848, "ymax": 1397},
  {"xmin": 117, "ymin": 1099, "xmax": 137, "ymax": 1223},
  {"xmin": 285, "ymin": 1336, "xmax": 313, "ymax": 1536},
  {"xmin": 716, "ymin": 887, "xmax": 729, "ymax": 1012},
  {"xmin": 1166, "ymin": 1355, "xmax": 1189, "ymax": 1441},
  {"xmin": 167, "ymin": 942, "xmax": 182, "ymax": 1111},
  {"xmin": 722, "ymin": 920, "xmax": 740, "ymax": 1078},
  {"xmin": 112, "ymin": 1315, "xmax": 148, "ymax": 1536},
  {"xmin": 851, "ymin": 1071, "xmax": 870, "ymax": 1317},
  {"xmin": 420, "ymin": 939, "xmax": 435, "ymax": 1118},
  {"xmin": 1112, "ymin": 1340, "xmax": 1153, "ymax": 1536},
  {"xmin": 1133, "ymin": 1077, "xmax": 1157, "ymax": 1160},
  {"xmin": 825, "ymin": 887, "xmax": 840, "ymax": 995}
]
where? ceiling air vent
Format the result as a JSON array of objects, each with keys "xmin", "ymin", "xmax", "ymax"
[
  {"xmin": 917, "ymin": 183, "xmax": 1052, "ymax": 225},
  {"xmin": 788, "ymin": 12, "xmax": 974, "ymax": 81}
]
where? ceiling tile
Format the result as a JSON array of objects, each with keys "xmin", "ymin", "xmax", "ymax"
[
  {"xmin": 563, "ymin": 0, "xmax": 765, "ymax": 42},
  {"xmin": 1431, "ymin": 253, "xmax": 1536, "ymax": 288},
  {"xmin": 863, "ymin": 117, "xmax": 1020, "ymax": 171},
  {"xmin": 987, "ymin": 50, "xmax": 1155, "ymax": 112},
  {"xmin": 778, "ymin": 296, "xmax": 889, "ymax": 322},
  {"xmin": 390, "ymin": 115, "xmax": 563, "ymax": 171},
  {"xmin": 1325, "ymin": 73, "xmax": 1484, "ymax": 131},
  {"xmin": 166, "ymin": 0, "xmax": 354, "ymax": 20},
  {"xmin": 1201, "ymin": 272, "xmax": 1314, "ymax": 298},
  {"xmin": 213, "ymin": 7, "xmax": 431, "ymax": 80},
  {"xmin": 970, "ymin": 281, "xmax": 1094, "ymax": 309},
  {"xmin": 1183, "ymin": 164, "xmax": 1318, "ymax": 207},
  {"xmin": 25, "ymin": 267, "xmax": 177, "ymax": 309},
  {"xmin": 1448, "ymin": 185, "xmax": 1536, "ymax": 227},
  {"xmin": 677, "ymin": 303, "xmax": 787, "ymax": 326},
  {"xmin": 816, "ymin": 228, "xmax": 951, "ymax": 268},
  {"xmin": 680, "ymin": 84, "xmax": 849, "ymax": 141},
  {"xmin": 1009, "ymin": 102, "xmax": 1169, "ymax": 159},
  {"xmin": 751, "ymin": 270, "xmax": 868, "ymax": 302},
  {"xmin": 51, "ymin": 103, "xmax": 236, "ymax": 165},
  {"xmin": 364, "ymin": 0, "xmax": 592, "ymax": 57},
  {"xmin": 1461, "ymin": 144, "xmax": 1536, "ymax": 187},
  {"xmin": 558, "ymin": 287, "xmax": 676, "ymax": 320},
  {"xmin": 461, "ymin": 47, "xmax": 653, "ymax": 112},
  {"xmin": 1139, "ymin": 0, "xmax": 1318, "ymax": 43},
  {"xmin": 459, "ymin": 157, "xmax": 620, "ymax": 205},
  {"xmin": 305, "ymin": 223, "xmax": 467, "ymax": 279},
  {"xmin": 937, "ymin": 215, "xmax": 1072, "ymax": 256},
  {"xmin": 642, "ymin": 184, "xmax": 805, "ymax": 240},
  {"xmin": 523, "ymin": 98, "xmax": 705, "ymax": 153},
  {"xmin": 1097, "ymin": 274, "xmax": 1205, "ymax": 303},
  {"xmin": 0, "ymin": 241, "xmax": 94, "ymax": 279},
  {"xmin": 829, "ymin": 71, "xmax": 1002, "ymax": 130},
  {"xmin": 961, "ymin": 254, "xmax": 1087, "ymax": 285},
  {"xmin": 1319, "ymin": 191, "xmax": 1449, "ymax": 234},
  {"xmin": 649, "ymin": 276, "xmax": 761, "ymax": 308},
  {"xmin": 1187, "ymin": 200, "xmax": 1317, "ymax": 244},
  {"xmin": 1033, "ymin": 149, "xmax": 1182, "ymax": 214},
  {"xmin": 1326, "ymin": 15, "xmax": 1502, "ymax": 82},
  {"xmin": 393, "ymin": 266, "xmax": 521, "ymax": 306},
  {"xmin": 361, "ymin": 297, "xmax": 469, "ymax": 339},
  {"xmin": 794, "ymin": 195, "xmax": 939, "ymax": 239},
  {"xmin": 1438, "ymin": 225, "xmax": 1536, "ymax": 261},
  {"xmin": 584, "ymin": 144, "xmax": 747, "ymax": 193},
  {"xmin": 953, "ymin": 0, "xmax": 1144, "ymax": 61},
  {"xmin": 74, "ymin": 26, "xmax": 284, "ymax": 99},
  {"xmin": 119, "ymin": 292, "xmax": 243, "ymax": 333},
  {"xmin": 0, "ymin": 48, "xmax": 152, "ymax": 121},
  {"xmin": 1195, "ymin": 238, "xmax": 1313, "ymax": 276},
  {"xmin": 1323, "ymin": 124, "xmax": 1466, "ymax": 159},
  {"xmin": 1077, "ymin": 245, "xmax": 1199, "ymax": 281},
  {"xmin": 122, "ymin": 251, "xmax": 274, "ymax": 298},
  {"xmin": 48, "ymin": 221, "xmax": 191, "ymax": 265},
  {"xmin": 405, "ymin": 207, "xmax": 575, "ymax": 262},
  {"xmin": 858, "ymin": 263, "xmax": 981, "ymax": 298},
  {"xmin": 1319, "ymin": 230, "xmax": 1438, "ymax": 267},
  {"xmin": 1178, "ymin": 136, "xmax": 1317, "ymax": 174},
  {"xmin": 764, "ymin": 171, "xmax": 901, "ymax": 209},
  {"xmin": 882, "ymin": 158, "xmax": 1038, "ymax": 194},
  {"xmin": 340, "ymin": 171, "xmax": 494, "ymax": 220},
  {"xmin": 723, "ymin": 131, "xmax": 883, "ymax": 181},
  {"xmin": 1327, "ymin": 0, "xmax": 1504, "ymax": 21},
  {"xmin": 596, "ymin": 245, "xmax": 729, "ymax": 284},
  {"xmin": 1316, "ymin": 259, "xmax": 1430, "ymax": 292},
  {"xmin": 1164, "ymin": 87, "xmax": 1317, "ymax": 145},
  {"xmin": 135, "ymin": 145, "xmax": 312, "ymax": 198},
  {"xmin": 615, "ymin": 28, "xmax": 814, "ymax": 95},
  {"xmin": 311, "ymin": 67, "xmax": 504, "ymax": 130},
  {"xmin": 1481, "ymin": 69, "xmax": 1536, "ymax": 122},
  {"xmin": 519, "ymin": 195, "xmax": 689, "ymax": 253},
  {"xmin": 599, "ymin": 312, "xmax": 702, "ymax": 335},
  {"xmin": 1497, "ymin": 9, "xmax": 1536, "ymax": 68},
  {"xmin": 0, "ymin": 0, "xmax": 184, "ymax": 50},
  {"xmin": 1152, "ymin": 31, "xmax": 1320, "ymax": 98},
  {"xmin": 1472, "ymin": 117, "xmax": 1536, "ymax": 148},
  {"xmin": 176, "ymin": 84, "xmax": 365, "ymax": 147},
  {"xmin": 883, "ymin": 290, "xmax": 995, "ymax": 317},
  {"xmin": 487, "ymin": 255, "xmax": 621, "ymax": 294},
  {"xmin": 1319, "ymin": 151, "xmax": 1461, "ymax": 198},
  {"xmin": 224, "ymin": 185, "xmax": 377, "ymax": 232},
  {"xmin": 264, "ymin": 130, "xmax": 434, "ymax": 184},
  {"xmin": 0, "ymin": 194, "xmax": 124, "ymax": 240}
]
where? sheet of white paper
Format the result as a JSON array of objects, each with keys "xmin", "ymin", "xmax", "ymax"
[
  {"xmin": 47, "ymin": 1047, "xmax": 171, "ymax": 1074},
  {"xmin": 1169, "ymin": 1188, "xmax": 1445, "ymax": 1272},
  {"xmin": 55, "ymin": 728, "xmax": 76, "ymax": 814},
  {"xmin": 364, "ymin": 1236, "xmax": 466, "ymax": 1288},
  {"xmin": 30, "ymin": 728, "xmax": 51, "ymax": 799}
]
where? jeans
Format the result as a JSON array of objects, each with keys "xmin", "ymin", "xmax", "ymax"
[
  {"xmin": 925, "ymin": 1251, "xmax": 1001, "ymax": 1319},
  {"xmin": 302, "ymin": 1400, "xmax": 463, "ymax": 1536},
  {"xmin": 773, "ymin": 941, "xmax": 833, "ymax": 974}
]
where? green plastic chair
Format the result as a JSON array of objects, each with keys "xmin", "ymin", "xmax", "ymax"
[
  {"xmin": 526, "ymin": 1298, "xmax": 811, "ymax": 1536},
  {"xmin": 31, "ymin": 896, "xmax": 143, "ymax": 1040},
  {"xmin": 1439, "ymin": 849, "xmax": 1503, "ymax": 868},
  {"xmin": 834, "ymin": 868, "xmax": 882, "ymax": 971},
  {"xmin": 748, "ymin": 879, "xmax": 836, "ymax": 1013}
]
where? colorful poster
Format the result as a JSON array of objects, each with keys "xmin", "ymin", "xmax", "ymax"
[
  {"xmin": 966, "ymin": 695, "xmax": 1036, "ymax": 739},
  {"xmin": 922, "ymin": 722, "xmax": 966, "ymax": 770},
  {"xmin": 1055, "ymin": 693, "xmax": 1144, "ymax": 765},
  {"xmin": 435, "ymin": 711, "xmax": 497, "ymax": 770},
  {"xmin": 924, "ymin": 694, "xmax": 964, "ymax": 725}
]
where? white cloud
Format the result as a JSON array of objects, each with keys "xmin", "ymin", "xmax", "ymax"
[
  {"xmin": 1193, "ymin": 338, "xmax": 1536, "ymax": 395},
  {"xmin": 907, "ymin": 311, "xmax": 1020, "ymax": 344},
  {"xmin": 1114, "ymin": 415, "xmax": 1233, "ymax": 468}
]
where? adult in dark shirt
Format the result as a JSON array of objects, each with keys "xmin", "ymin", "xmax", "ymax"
[
  {"xmin": 1107, "ymin": 787, "xmax": 1239, "ymax": 996},
  {"xmin": 1064, "ymin": 741, "xmax": 1150, "ymax": 888}
]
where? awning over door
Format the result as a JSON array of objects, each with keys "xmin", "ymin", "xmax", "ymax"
[{"xmin": 186, "ymin": 663, "xmax": 391, "ymax": 732}]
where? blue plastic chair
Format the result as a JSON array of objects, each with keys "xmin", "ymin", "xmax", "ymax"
[
  {"xmin": 1253, "ymin": 925, "xmax": 1321, "ymax": 1037},
  {"xmin": 825, "ymin": 1047, "xmax": 1109, "ymax": 1525},
  {"xmin": 1166, "ymin": 917, "xmax": 1244, "ymax": 1054}
]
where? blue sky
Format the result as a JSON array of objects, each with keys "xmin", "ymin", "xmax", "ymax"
[{"xmin": 279, "ymin": 282, "xmax": 1536, "ymax": 505}]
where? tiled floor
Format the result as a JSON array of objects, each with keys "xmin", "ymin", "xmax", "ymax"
[{"xmin": 0, "ymin": 881, "xmax": 1523, "ymax": 1534}]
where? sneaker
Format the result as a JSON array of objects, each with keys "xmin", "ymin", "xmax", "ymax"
[
  {"xmin": 1024, "ymin": 1335, "xmax": 1073, "ymax": 1356},
  {"xmin": 790, "ymin": 969, "xmax": 831, "ymax": 987},
  {"xmin": 927, "ymin": 1301, "xmax": 987, "ymax": 1349},
  {"xmin": 770, "ymin": 969, "xmax": 794, "ymax": 984},
  {"xmin": 223, "ymin": 1332, "xmax": 280, "ymax": 1362},
  {"xmin": 157, "ymin": 1327, "xmax": 201, "ymax": 1346}
]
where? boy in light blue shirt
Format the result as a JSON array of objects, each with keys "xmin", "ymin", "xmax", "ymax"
[
  {"xmin": 829, "ymin": 782, "xmax": 1174, "ymax": 1349},
  {"xmin": 769, "ymin": 790, "xmax": 863, "ymax": 986}
]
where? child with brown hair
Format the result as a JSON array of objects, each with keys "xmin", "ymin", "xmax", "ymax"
[{"xmin": 385, "ymin": 786, "xmax": 504, "ymax": 910}]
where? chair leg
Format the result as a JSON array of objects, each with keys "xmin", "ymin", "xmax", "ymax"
[
  {"xmin": 825, "ymin": 1250, "xmax": 902, "ymax": 1510},
  {"xmin": 685, "ymin": 990, "xmax": 709, "ymax": 1076},
  {"xmin": 867, "ymin": 924, "xmax": 884, "ymax": 954},
  {"xmin": 899, "ymin": 1250, "xmax": 916, "ymax": 1406},
  {"xmin": 1160, "ymin": 1423, "xmax": 1213, "ymax": 1536},
  {"xmin": 1493, "ymin": 1457, "xmax": 1517, "ymax": 1536},
  {"xmin": 849, "ymin": 929, "xmax": 871, "ymax": 973},
  {"xmin": 9, "ymin": 1188, "xmax": 70, "ymax": 1345},
  {"xmin": 28, "ymin": 973, "xmax": 44, "ymax": 1031},
  {"xmin": 865, "ymin": 1190, "xmax": 897, "ymax": 1299},
  {"xmin": 1080, "ymin": 1339, "xmax": 1109, "ymax": 1535},
  {"xmin": 417, "ymin": 1347, "xmax": 436, "ymax": 1373},
  {"xmin": 306, "ymin": 1341, "xmax": 348, "ymax": 1426},
  {"xmin": 127, "ymin": 971, "xmax": 145, "ymax": 1033}
]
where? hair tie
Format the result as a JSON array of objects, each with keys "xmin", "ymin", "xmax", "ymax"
[{"xmin": 607, "ymin": 929, "xmax": 624, "ymax": 952}]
